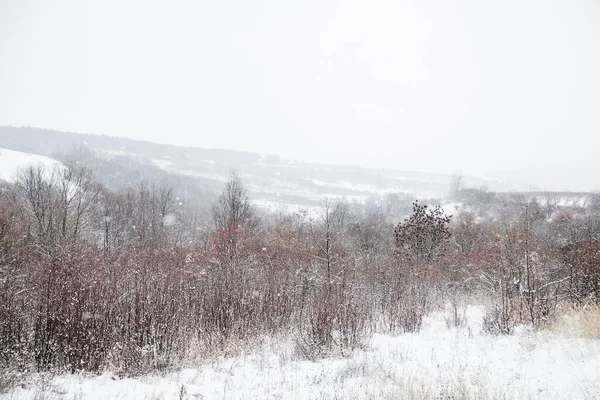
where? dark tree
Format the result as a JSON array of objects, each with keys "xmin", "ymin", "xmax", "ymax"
[{"xmin": 394, "ymin": 201, "xmax": 451, "ymax": 263}]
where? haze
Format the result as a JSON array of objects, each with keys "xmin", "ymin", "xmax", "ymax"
[{"xmin": 1, "ymin": 0, "xmax": 599, "ymax": 189}]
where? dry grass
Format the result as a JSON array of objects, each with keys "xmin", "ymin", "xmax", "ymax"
[
  {"xmin": 548, "ymin": 302, "xmax": 600, "ymax": 339},
  {"xmin": 571, "ymin": 302, "xmax": 600, "ymax": 339}
]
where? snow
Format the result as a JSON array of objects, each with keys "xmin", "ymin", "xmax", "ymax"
[
  {"xmin": 150, "ymin": 158, "xmax": 175, "ymax": 170},
  {"xmin": 440, "ymin": 201, "xmax": 463, "ymax": 216},
  {"xmin": 162, "ymin": 213, "xmax": 178, "ymax": 226},
  {"xmin": 556, "ymin": 196, "xmax": 589, "ymax": 208},
  {"xmin": 253, "ymin": 199, "xmax": 323, "ymax": 215},
  {"xmin": 0, "ymin": 148, "xmax": 64, "ymax": 183},
  {"xmin": 4, "ymin": 305, "xmax": 600, "ymax": 399},
  {"xmin": 150, "ymin": 159, "xmax": 230, "ymax": 182},
  {"xmin": 311, "ymin": 179, "xmax": 387, "ymax": 194},
  {"xmin": 98, "ymin": 149, "xmax": 140, "ymax": 158}
]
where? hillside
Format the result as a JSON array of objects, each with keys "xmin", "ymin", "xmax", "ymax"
[
  {"xmin": 0, "ymin": 126, "xmax": 531, "ymax": 210},
  {"xmin": 0, "ymin": 148, "xmax": 64, "ymax": 183}
]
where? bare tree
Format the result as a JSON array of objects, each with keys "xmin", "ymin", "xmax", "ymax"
[
  {"xmin": 56, "ymin": 163, "xmax": 101, "ymax": 242},
  {"xmin": 211, "ymin": 171, "xmax": 259, "ymax": 266},
  {"xmin": 212, "ymin": 172, "xmax": 256, "ymax": 235},
  {"xmin": 450, "ymin": 172, "xmax": 463, "ymax": 198}
]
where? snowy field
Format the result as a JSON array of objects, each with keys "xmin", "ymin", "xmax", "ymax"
[{"xmin": 2, "ymin": 305, "xmax": 600, "ymax": 400}]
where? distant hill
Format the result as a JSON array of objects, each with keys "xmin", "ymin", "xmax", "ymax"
[{"xmin": 0, "ymin": 126, "xmax": 533, "ymax": 210}]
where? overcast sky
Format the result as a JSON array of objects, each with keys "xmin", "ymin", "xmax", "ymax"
[{"xmin": 1, "ymin": 0, "xmax": 599, "ymax": 181}]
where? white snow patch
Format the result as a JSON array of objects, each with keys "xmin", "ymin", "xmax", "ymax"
[
  {"xmin": 149, "ymin": 159, "xmax": 230, "ymax": 182},
  {"xmin": 97, "ymin": 149, "xmax": 140, "ymax": 158},
  {"xmin": 150, "ymin": 158, "xmax": 175, "ymax": 170},
  {"xmin": 440, "ymin": 201, "xmax": 463, "ymax": 215},
  {"xmin": 162, "ymin": 213, "xmax": 177, "ymax": 226},
  {"xmin": 311, "ymin": 179, "xmax": 402, "ymax": 195},
  {"xmin": 0, "ymin": 148, "xmax": 64, "ymax": 183}
]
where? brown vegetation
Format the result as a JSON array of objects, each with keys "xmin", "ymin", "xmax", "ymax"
[{"xmin": 1, "ymin": 165, "xmax": 599, "ymax": 376}]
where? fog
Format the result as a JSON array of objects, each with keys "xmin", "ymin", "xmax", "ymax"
[{"xmin": 1, "ymin": 0, "xmax": 599, "ymax": 190}]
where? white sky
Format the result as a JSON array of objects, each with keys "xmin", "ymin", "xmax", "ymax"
[{"xmin": 1, "ymin": 0, "xmax": 599, "ymax": 179}]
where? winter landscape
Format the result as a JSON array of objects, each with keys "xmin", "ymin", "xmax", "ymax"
[
  {"xmin": 2, "ymin": 0, "xmax": 600, "ymax": 399},
  {"xmin": 0, "ymin": 129, "xmax": 599, "ymax": 399}
]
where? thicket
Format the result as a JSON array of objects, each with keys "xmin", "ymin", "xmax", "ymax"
[{"xmin": 1, "ymin": 165, "xmax": 599, "ymax": 376}]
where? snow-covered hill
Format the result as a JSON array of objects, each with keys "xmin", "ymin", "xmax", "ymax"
[
  {"xmin": 0, "ymin": 147, "xmax": 64, "ymax": 183},
  {"xmin": 0, "ymin": 127, "xmax": 544, "ymax": 210}
]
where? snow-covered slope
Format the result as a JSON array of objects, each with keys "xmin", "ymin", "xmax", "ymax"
[
  {"xmin": 1, "ymin": 127, "xmax": 535, "ymax": 209},
  {"xmin": 0, "ymin": 148, "xmax": 64, "ymax": 183},
  {"xmin": 3, "ymin": 305, "xmax": 599, "ymax": 399}
]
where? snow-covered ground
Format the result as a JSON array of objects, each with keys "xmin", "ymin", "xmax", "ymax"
[
  {"xmin": 0, "ymin": 148, "xmax": 63, "ymax": 183},
  {"xmin": 3, "ymin": 306, "xmax": 600, "ymax": 399}
]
